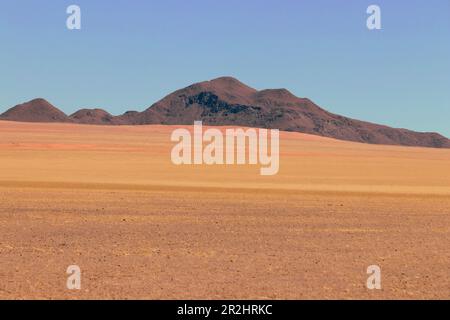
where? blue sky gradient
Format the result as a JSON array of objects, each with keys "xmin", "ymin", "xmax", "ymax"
[{"xmin": 1, "ymin": 0, "xmax": 449, "ymax": 136}]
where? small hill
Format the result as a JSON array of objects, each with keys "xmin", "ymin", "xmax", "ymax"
[
  {"xmin": 70, "ymin": 109, "xmax": 116, "ymax": 125},
  {"xmin": 0, "ymin": 98, "xmax": 71, "ymax": 123}
]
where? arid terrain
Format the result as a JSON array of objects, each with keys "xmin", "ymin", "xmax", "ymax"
[
  {"xmin": 2, "ymin": 77, "xmax": 449, "ymax": 148},
  {"xmin": 0, "ymin": 120, "xmax": 449, "ymax": 299}
]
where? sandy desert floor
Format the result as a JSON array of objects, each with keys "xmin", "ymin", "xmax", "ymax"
[{"xmin": 0, "ymin": 120, "xmax": 449, "ymax": 299}]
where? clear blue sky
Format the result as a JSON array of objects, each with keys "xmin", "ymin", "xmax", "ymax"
[{"xmin": 1, "ymin": 0, "xmax": 449, "ymax": 136}]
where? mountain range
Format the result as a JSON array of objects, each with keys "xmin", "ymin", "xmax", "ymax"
[{"xmin": 1, "ymin": 77, "xmax": 449, "ymax": 148}]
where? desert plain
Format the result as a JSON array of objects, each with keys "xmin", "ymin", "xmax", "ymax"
[{"xmin": 0, "ymin": 120, "xmax": 449, "ymax": 299}]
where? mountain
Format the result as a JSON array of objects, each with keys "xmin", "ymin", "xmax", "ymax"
[
  {"xmin": 1, "ymin": 77, "xmax": 449, "ymax": 148},
  {"xmin": 0, "ymin": 98, "xmax": 71, "ymax": 123},
  {"xmin": 137, "ymin": 77, "xmax": 450, "ymax": 148}
]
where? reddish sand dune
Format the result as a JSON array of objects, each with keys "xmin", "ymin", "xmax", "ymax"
[{"xmin": 0, "ymin": 120, "xmax": 449, "ymax": 299}]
